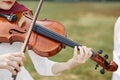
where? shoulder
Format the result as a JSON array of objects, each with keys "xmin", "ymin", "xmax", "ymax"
[
  {"xmin": 116, "ymin": 16, "xmax": 120, "ymax": 22},
  {"xmin": 13, "ymin": 2, "xmax": 29, "ymax": 12},
  {"xmin": 114, "ymin": 16, "xmax": 120, "ymax": 26}
]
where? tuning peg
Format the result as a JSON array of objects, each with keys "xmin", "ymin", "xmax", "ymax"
[
  {"xmin": 97, "ymin": 50, "xmax": 103, "ymax": 54},
  {"xmin": 95, "ymin": 63, "xmax": 99, "ymax": 70},
  {"xmin": 100, "ymin": 69, "xmax": 105, "ymax": 74},
  {"xmin": 104, "ymin": 54, "xmax": 109, "ymax": 59}
]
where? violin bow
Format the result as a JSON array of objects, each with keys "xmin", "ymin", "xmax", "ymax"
[{"xmin": 12, "ymin": 0, "xmax": 44, "ymax": 80}]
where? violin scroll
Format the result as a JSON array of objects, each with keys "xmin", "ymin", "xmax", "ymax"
[{"xmin": 91, "ymin": 50, "xmax": 118, "ymax": 74}]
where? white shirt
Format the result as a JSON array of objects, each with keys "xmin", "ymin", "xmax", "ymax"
[
  {"xmin": 112, "ymin": 16, "xmax": 120, "ymax": 80},
  {"xmin": 0, "ymin": 42, "xmax": 57, "ymax": 80}
]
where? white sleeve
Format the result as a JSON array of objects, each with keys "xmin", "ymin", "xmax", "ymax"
[
  {"xmin": 112, "ymin": 50, "xmax": 120, "ymax": 80},
  {"xmin": 113, "ymin": 16, "xmax": 120, "ymax": 60},
  {"xmin": 112, "ymin": 16, "xmax": 120, "ymax": 80},
  {"xmin": 28, "ymin": 50, "xmax": 57, "ymax": 76},
  {"xmin": 114, "ymin": 16, "xmax": 120, "ymax": 50}
]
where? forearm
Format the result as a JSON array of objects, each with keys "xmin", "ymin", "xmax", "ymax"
[
  {"xmin": 52, "ymin": 62, "xmax": 70, "ymax": 75},
  {"xmin": 52, "ymin": 60, "xmax": 79, "ymax": 75}
]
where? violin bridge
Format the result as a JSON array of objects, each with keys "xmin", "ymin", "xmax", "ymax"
[{"xmin": 18, "ymin": 15, "xmax": 26, "ymax": 28}]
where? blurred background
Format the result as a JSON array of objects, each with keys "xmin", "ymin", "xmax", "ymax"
[{"xmin": 18, "ymin": 0, "xmax": 120, "ymax": 80}]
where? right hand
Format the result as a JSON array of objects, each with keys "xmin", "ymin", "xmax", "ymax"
[{"xmin": 0, "ymin": 52, "xmax": 26, "ymax": 75}]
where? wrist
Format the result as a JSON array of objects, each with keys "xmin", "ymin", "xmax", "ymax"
[
  {"xmin": 52, "ymin": 62, "xmax": 70, "ymax": 75},
  {"xmin": 66, "ymin": 59, "xmax": 79, "ymax": 70}
]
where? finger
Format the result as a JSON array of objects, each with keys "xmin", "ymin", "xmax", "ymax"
[
  {"xmin": 6, "ymin": 66, "xmax": 17, "ymax": 75},
  {"xmin": 11, "ymin": 52, "xmax": 26, "ymax": 60},
  {"xmin": 81, "ymin": 47, "xmax": 92, "ymax": 61},
  {"xmin": 84, "ymin": 47, "xmax": 92, "ymax": 59},
  {"xmin": 82, "ymin": 46, "xmax": 88, "ymax": 53},
  {"xmin": 8, "ymin": 61, "xmax": 21, "ymax": 72},
  {"xmin": 8, "ymin": 56, "xmax": 24, "ymax": 66},
  {"xmin": 78, "ymin": 46, "xmax": 85, "ymax": 57},
  {"xmin": 78, "ymin": 46, "xmax": 85, "ymax": 61},
  {"xmin": 21, "ymin": 53, "xmax": 26, "ymax": 60},
  {"xmin": 19, "ymin": 52, "xmax": 26, "ymax": 61},
  {"xmin": 88, "ymin": 48, "xmax": 93, "ymax": 58},
  {"xmin": 11, "ymin": 52, "xmax": 21, "ymax": 57},
  {"xmin": 82, "ymin": 46, "xmax": 89, "ymax": 59},
  {"xmin": 73, "ymin": 46, "xmax": 78, "ymax": 58},
  {"xmin": 19, "ymin": 61, "xmax": 23, "ymax": 67}
]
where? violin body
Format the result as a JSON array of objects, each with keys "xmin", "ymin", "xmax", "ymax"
[{"xmin": 0, "ymin": 11, "xmax": 66, "ymax": 57}]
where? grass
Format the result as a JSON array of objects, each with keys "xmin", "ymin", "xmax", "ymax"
[{"xmin": 18, "ymin": 1, "xmax": 120, "ymax": 80}]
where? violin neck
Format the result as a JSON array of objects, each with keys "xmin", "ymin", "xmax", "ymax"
[{"xmin": 33, "ymin": 23, "xmax": 81, "ymax": 48}]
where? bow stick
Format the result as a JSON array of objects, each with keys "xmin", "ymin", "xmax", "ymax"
[{"xmin": 12, "ymin": 0, "xmax": 44, "ymax": 80}]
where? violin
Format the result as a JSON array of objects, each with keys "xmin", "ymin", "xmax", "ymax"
[
  {"xmin": 0, "ymin": 3, "xmax": 118, "ymax": 75},
  {"xmin": 0, "ymin": 10, "xmax": 118, "ymax": 73}
]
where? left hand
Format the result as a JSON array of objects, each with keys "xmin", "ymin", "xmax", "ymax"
[{"xmin": 66, "ymin": 46, "xmax": 92, "ymax": 69}]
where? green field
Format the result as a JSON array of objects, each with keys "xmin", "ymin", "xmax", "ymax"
[{"xmin": 19, "ymin": 1, "xmax": 120, "ymax": 80}]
